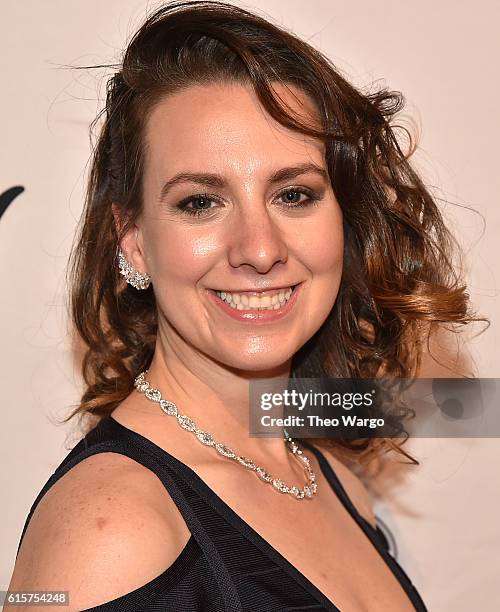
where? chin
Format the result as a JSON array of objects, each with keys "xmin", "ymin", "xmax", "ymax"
[{"xmin": 216, "ymin": 347, "xmax": 296, "ymax": 374}]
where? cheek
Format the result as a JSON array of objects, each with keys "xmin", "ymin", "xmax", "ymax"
[
  {"xmin": 145, "ymin": 225, "xmax": 221, "ymax": 287},
  {"xmin": 309, "ymin": 232, "xmax": 343, "ymax": 276},
  {"xmin": 295, "ymin": 206, "xmax": 344, "ymax": 276},
  {"xmin": 144, "ymin": 228, "xmax": 221, "ymax": 333},
  {"xmin": 297, "ymin": 208, "xmax": 344, "ymax": 323}
]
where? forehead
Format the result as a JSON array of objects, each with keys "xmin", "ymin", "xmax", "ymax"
[{"xmin": 143, "ymin": 82, "xmax": 325, "ymax": 176}]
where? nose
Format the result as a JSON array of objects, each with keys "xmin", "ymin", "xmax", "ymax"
[{"xmin": 227, "ymin": 206, "xmax": 288, "ymax": 274}]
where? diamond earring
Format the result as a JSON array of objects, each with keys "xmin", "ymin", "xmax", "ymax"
[{"xmin": 117, "ymin": 248, "xmax": 151, "ymax": 290}]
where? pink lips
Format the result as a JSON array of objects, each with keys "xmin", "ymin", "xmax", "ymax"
[{"xmin": 206, "ymin": 284, "xmax": 302, "ymax": 323}]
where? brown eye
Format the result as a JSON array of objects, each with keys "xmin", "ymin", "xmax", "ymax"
[
  {"xmin": 175, "ymin": 193, "xmax": 220, "ymax": 217},
  {"xmin": 277, "ymin": 188, "xmax": 323, "ymax": 208},
  {"xmin": 282, "ymin": 190, "xmax": 304, "ymax": 203}
]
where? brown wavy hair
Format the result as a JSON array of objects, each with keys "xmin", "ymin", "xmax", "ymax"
[{"xmin": 62, "ymin": 0, "xmax": 484, "ymax": 466}]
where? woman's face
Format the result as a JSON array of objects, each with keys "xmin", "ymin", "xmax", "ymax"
[{"xmin": 125, "ymin": 82, "xmax": 343, "ymax": 372}]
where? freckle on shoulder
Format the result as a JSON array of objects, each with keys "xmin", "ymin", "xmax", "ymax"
[{"xmin": 96, "ymin": 516, "xmax": 108, "ymax": 530}]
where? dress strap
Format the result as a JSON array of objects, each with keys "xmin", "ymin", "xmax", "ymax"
[
  {"xmin": 299, "ymin": 440, "xmax": 393, "ymax": 551},
  {"xmin": 299, "ymin": 439, "xmax": 364, "ymax": 518}
]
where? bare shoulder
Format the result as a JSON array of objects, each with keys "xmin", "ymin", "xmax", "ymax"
[
  {"xmin": 316, "ymin": 445, "xmax": 377, "ymax": 530},
  {"xmin": 7, "ymin": 452, "xmax": 191, "ymax": 612}
]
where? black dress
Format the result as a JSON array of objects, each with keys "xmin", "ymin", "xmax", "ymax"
[{"xmin": 16, "ymin": 415, "xmax": 429, "ymax": 611}]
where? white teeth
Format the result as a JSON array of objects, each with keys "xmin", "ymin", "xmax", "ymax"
[{"xmin": 215, "ymin": 287, "xmax": 294, "ymax": 310}]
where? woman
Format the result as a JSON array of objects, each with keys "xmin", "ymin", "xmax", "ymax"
[{"xmin": 7, "ymin": 1, "xmax": 476, "ymax": 610}]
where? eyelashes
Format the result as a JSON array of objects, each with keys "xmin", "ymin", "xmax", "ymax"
[{"xmin": 174, "ymin": 187, "xmax": 324, "ymax": 218}]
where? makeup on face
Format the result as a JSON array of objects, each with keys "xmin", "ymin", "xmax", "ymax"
[{"xmin": 139, "ymin": 82, "xmax": 343, "ymax": 369}]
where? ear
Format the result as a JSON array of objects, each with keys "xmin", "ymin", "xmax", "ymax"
[{"xmin": 111, "ymin": 203, "xmax": 148, "ymax": 274}]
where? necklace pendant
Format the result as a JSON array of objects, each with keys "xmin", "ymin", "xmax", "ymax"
[
  {"xmin": 272, "ymin": 478, "xmax": 289, "ymax": 493},
  {"xmin": 293, "ymin": 487, "xmax": 305, "ymax": 499}
]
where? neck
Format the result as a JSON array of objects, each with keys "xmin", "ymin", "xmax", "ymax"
[{"xmin": 138, "ymin": 335, "xmax": 297, "ymax": 466}]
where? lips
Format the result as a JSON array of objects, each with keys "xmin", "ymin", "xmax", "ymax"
[
  {"xmin": 205, "ymin": 282, "xmax": 302, "ymax": 322},
  {"xmin": 209, "ymin": 284, "xmax": 299, "ymax": 297}
]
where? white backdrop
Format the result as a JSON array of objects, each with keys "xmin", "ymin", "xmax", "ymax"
[{"xmin": 1, "ymin": 1, "xmax": 499, "ymax": 610}]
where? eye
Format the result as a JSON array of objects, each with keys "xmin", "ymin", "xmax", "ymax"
[
  {"xmin": 276, "ymin": 187, "xmax": 322, "ymax": 208},
  {"xmin": 174, "ymin": 187, "xmax": 323, "ymax": 218},
  {"xmin": 174, "ymin": 193, "xmax": 221, "ymax": 217}
]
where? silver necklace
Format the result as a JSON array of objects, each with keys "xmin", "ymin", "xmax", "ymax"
[{"xmin": 134, "ymin": 371, "xmax": 318, "ymax": 500}]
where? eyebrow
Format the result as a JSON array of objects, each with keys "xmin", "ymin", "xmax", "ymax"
[{"xmin": 158, "ymin": 162, "xmax": 329, "ymax": 202}]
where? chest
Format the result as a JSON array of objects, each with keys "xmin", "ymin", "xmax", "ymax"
[
  {"xmin": 193, "ymin": 460, "xmax": 417, "ymax": 612},
  {"xmin": 111, "ymin": 407, "xmax": 417, "ymax": 611}
]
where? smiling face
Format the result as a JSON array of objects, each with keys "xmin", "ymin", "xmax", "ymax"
[{"xmin": 118, "ymin": 81, "xmax": 344, "ymax": 372}]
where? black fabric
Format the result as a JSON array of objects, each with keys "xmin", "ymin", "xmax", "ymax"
[{"xmin": 16, "ymin": 415, "xmax": 429, "ymax": 611}]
